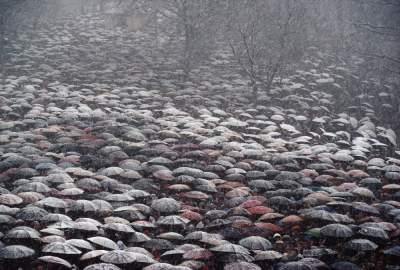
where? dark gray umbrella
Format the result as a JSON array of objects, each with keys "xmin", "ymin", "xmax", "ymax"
[
  {"xmin": 320, "ymin": 224, "xmax": 353, "ymax": 238},
  {"xmin": 238, "ymin": 236, "xmax": 272, "ymax": 251},
  {"xmin": 0, "ymin": 245, "xmax": 35, "ymax": 259},
  {"xmin": 224, "ymin": 262, "xmax": 261, "ymax": 270},
  {"xmin": 344, "ymin": 239, "xmax": 378, "ymax": 251},
  {"xmin": 83, "ymin": 263, "xmax": 122, "ymax": 270}
]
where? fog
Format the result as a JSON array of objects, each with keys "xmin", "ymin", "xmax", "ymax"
[{"xmin": 0, "ymin": 1, "xmax": 399, "ymax": 270}]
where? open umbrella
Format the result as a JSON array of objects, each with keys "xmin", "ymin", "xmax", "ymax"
[
  {"xmin": 320, "ymin": 224, "xmax": 353, "ymax": 238},
  {"xmin": 42, "ymin": 242, "xmax": 82, "ymax": 255},
  {"xmin": 224, "ymin": 262, "xmax": 261, "ymax": 270},
  {"xmin": 254, "ymin": 250, "xmax": 283, "ymax": 261},
  {"xmin": 279, "ymin": 261, "xmax": 313, "ymax": 270},
  {"xmin": 80, "ymin": 250, "xmax": 108, "ymax": 261},
  {"xmin": 238, "ymin": 236, "xmax": 272, "ymax": 251},
  {"xmin": 151, "ymin": 198, "xmax": 180, "ymax": 214},
  {"xmin": 183, "ymin": 248, "xmax": 213, "ymax": 260},
  {"xmin": 38, "ymin": 256, "xmax": 72, "ymax": 268},
  {"xmin": 211, "ymin": 244, "xmax": 250, "ymax": 255},
  {"xmin": 84, "ymin": 263, "xmax": 122, "ymax": 270},
  {"xmin": 0, "ymin": 245, "xmax": 35, "ymax": 259},
  {"xmin": 344, "ymin": 239, "xmax": 378, "ymax": 251},
  {"xmin": 88, "ymin": 237, "xmax": 119, "ymax": 250}
]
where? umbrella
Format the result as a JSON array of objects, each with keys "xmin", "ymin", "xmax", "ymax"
[
  {"xmin": 143, "ymin": 239, "xmax": 174, "ymax": 251},
  {"xmin": 358, "ymin": 226, "xmax": 389, "ymax": 240},
  {"xmin": 143, "ymin": 263, "xmax": 175, "ymax": 270},
  {"xmin": 84, "ymin": 263, "xmax": 122, "ymax": 270},
  {"xmin": 205, "ymin": 218, "xmax": 232, "ymax": 229},
  {"xmin": 218, "ymin": 253, "xmax": 254, "ymax": 263},
  {"xmin": 128, "ymin": 232, "xmax": 151, "ymax": 243},
  {"xmin": 239, "ymin": 236, "xmax": 272, "ymax": 251},
  {"xmin": 0, "ymin": 245, "xmax": 35, "ymax": 259},
  {"xmin": 254, "ymin": 250, "xmax": 283, "ymax": 261},
  {"xmin": 344, "ymin": 239, "xmax": 378, "ymax": 251},
  {"xmin": 69, "ymin": 200, "xmax": 98, "ymax": 213},
  {"xmin": 179, "ymin": 260, "xmax": 205, "ymax": 269},
  {"xmin": 330, "ymin": 261, "xmax": 360, "ymax": 270},
  {"xmin": 5, "ymin": 226, "xmax": 40, "ymax": 240},
  {"xmin": 299, "ymin": 258, "xmax": 329, "ymax": 270},
  {"xmin": 41, "ymin": 213, "xmax": 72, "ymax": 223},
  {"xmin": 41, "ymin": 235, "xmax": 66, "ymax": 244},
  {"xmin": 210, "ymin": 244, "xmax": 250, "ymax": 254},
  {"xmin": 37, "ymin": 197, "xmax": 68, "ymax": 209},
  {"xmin": 302, "ymin": 248, "xmax": 336, "ymax": 258},
  {"xmin": 151, "ymin": 198, "xmax": 180, "ymax": 214},
  {"xmin": 38, "ymin": 256, "xmax": 72, "ymax": 268},
  {"xmin": 124, "ymin": 247, "xmax": 154, "ymax": 258},
  {"xmin": 0, "ymin": 194, "xmax": 23, "ymax": 206},
  {"xmin": 80, "ymin": 250, "xmax": 108, "ymax": 261},
  {"xmin": 100, "ymin": 250, "xmax": 137, "ymax": 264},
  {"xmin": 157, "ymin": 215, "xmax": 190, "ymax": 226},
  {"xmin": 383, "ymin": 246, "xmax": 400, "ymax": 257},
  {"xmin": 279, "ymin": 262, "xmax": 313, "ymax": 270},
  {"xmin": 101, "ymin": 250, "xmax": 156, "ymax": 265},
  {"xmin": 42, "ymin": 242, "xmax": 82, "ymax": 255},
  {"xmin": 66, "ymin": 239, "xmax": 94, "ymax": 250},
  {"xmin": 158, "ymin": 232, "xmax": 184, "ymax": 241},
  {"xmin": 88, "ymin": 237, "xmax": 119, "ymax": 250},
  {"xmin": 161, "ymin": 249, "xmax": 185, "ymax": 260},
  {"xmin": 352, "ymin": 202, "xmax": 379, "ymax": 215},
  {"xmin": 183, "ymin": 248, "xmax": 213, "ymax": 260},
  {"xmin": 224, "ymin": 262, "xmax": 261, "ymax": 270},
  {"xmin": 181, "ymin": 191, "xmax": 209, "ymax": 200},
  {"xmin": 320, "ymin": 224, "xmax": 353, "ymax": 238},
  {"xmin": 103, "ymin": 223, "xmax": 135, "ymax": 234},
  {"xmin": 16, "ymin": 206, "xmax": 48, "ymax": 221}
]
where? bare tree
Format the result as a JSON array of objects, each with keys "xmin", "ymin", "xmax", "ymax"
[
  {"xmin": 145, "ymin": 0, "xmax": 221, "ymax": 79},
  {"xmin": 224, "ymin": 0, "xmax": 308, "ymax": 101}
]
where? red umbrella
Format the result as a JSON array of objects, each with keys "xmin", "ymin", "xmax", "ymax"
[
  {"xmin": 232, "ymin": 219, "xmax": 253, "ymax": 229},
  {"xmin": 180, "ymin": 210, "xmax": 203, "ymax": 221},
  {"xmin": 258, "ymin": 213, "xmax": 284, "ymax": 222},
  {"xmin": 240, "ymin": 200, "xmax": 263, "ymax": 208},
  {"xmin": 255, "ymin": 222, "xmax": 283, "ymax": 233},
  {"xmin": 248, "ymin": 206, "xmax": 274, "ymax": 215},
  {"xmin": 183, "ymin": 248, "xmax": 213, "ymax": 260},
  {"xmin": 280, "ymin": 215, "xmax": 304, "ymax": 225}
]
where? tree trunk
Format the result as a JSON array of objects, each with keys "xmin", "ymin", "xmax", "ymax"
[{"xmin": 252, "ymin": 81, "xmax": 258, "ymax": 103}]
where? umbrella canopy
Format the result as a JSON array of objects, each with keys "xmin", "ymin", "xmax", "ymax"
[
  {"xmin": 80, "ymin": 250, "xmax": 108, "ymax": 261},
  {"xmin": 157, "ymin": 215, "xmax": 190, "ymax": 226},
  {"xmin": 84, "ymin": 263, "xmax": 122, "ymax": 270},
  {"xmin": 42, "ymin": 242, "xmax": 82, "ymax": 255},
  {"xmin": 0, "ymin": 194, "xmax": 23, "ymax": 206},
  {"xmin": 239, "ymin": 236, "xmax": 272, "ymax": 251},
  {"xmin": 151, "ymin": 198, "xmax": 181, "ymax": 214},
  {"xmin": 344, "ymin": 239, "xmax": 378, "ymax": 251},
  {"xmin": 5, "ymin": 226, "xmax": 40, "ymax": 240},
  {"xmin": 0, "ymin": 245, "xmax": 35, "ymax": 259},
  {"xmin": 330, "ymin": 261, "xmax": 361, "ymax": 270},
  {"xmin": 211, "ymin": 244, "xmax": 250, "ymax": 255},
  {"xmin": 279, "ymin": 261, "xmax": 314, "ymax": 270},
  {"xmin": 101, "ymin": 250, "xmax": 155, "ymax": 265},
  {"xmin": 38, "ymin": 256, "xmax": 72, "ymax": 268},
  {"xmin": 254, "ymin": 250, "xmax": 283, "ymax": 261},
  {"xmin": 320, "ymin": 224, "xmax": 353, "ymax": 238},
  {"xmin": 183, "ymin": 248, "xmax": 213, "ymax": 260},
  {"xmin": 383, "ymin": 246, "xmax": 400, "ymax": 257},
  {"xmin": 88, "ymin": 237, "xmax": 119, "ymax": 250},
  {"xmin": 100, "ymin": 250, "xmax": 137, "ymax": 264},
  {"xmin": 224, "ymin": 262, "xmax": 261, "ymax": 270}
]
